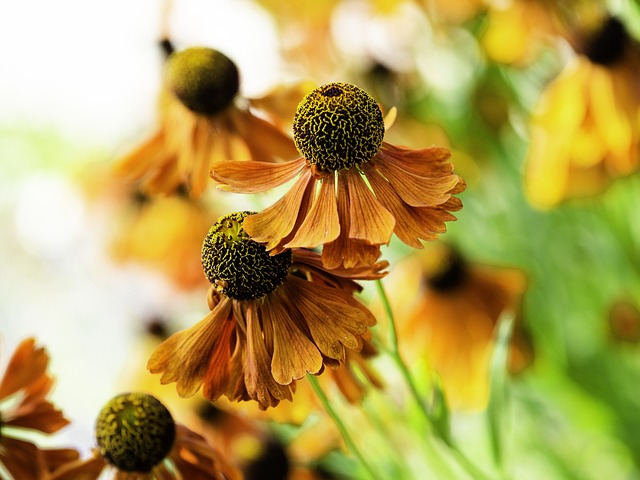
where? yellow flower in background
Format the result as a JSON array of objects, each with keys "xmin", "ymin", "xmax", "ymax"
[
  {"xmin": 385, "ymin": 244, "xmax": 533, "ymax": 410},
  {"xmin": 114, "ymin": 46, "xmax": 304, "ymax": 198},
  {"xmin": 525, "ymin": 17, "xmax": 640, "ymax": 208},
  {"xmin": 148, "ymin": 212, "xmax": 385, "ymax": 410},
  {"xmin": 0, "ymin": 338, "xmax": 78, "ymax": 479},
  {"xmin": 50, "ymin": 392, "xmax": 240, "ymax": 479},
  {"xmin": 481, "ymin": 0, "xmax": 565, "ymax": 65},
  {"xmin": 212, "ymin": 82, "xmax": 465, "ymax": 269},
  {"xmin": 110, "ymin": 192, "xmax": 217, "ymax": 291}
]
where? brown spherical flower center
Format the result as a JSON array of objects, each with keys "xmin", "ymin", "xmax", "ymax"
[
  {"xmin": 201, "ymin": 212, "xmax": 292, "ymax": 301},
  {"xmin": 293, "ymin": 82, "xmax": 385, "ymax": 172},
  {"xmin": 164, "ymin": 47, "xmax": 240, "ymax": 115},
  {"xmin": 95, "ymin": 392, "xmax": 176, "ymax": 473}
]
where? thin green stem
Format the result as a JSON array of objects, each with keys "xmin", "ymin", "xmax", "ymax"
[
  {"xmin": 374, "ymin": 279, "xmax": 494, "ymax": 480},
  {"xmin": 307, "ymin": 375, "xmax": 381, "ymax": 480}
]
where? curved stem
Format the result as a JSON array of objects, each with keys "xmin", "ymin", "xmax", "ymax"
[
  {"xmin": 375, "ymin": 279, "xmax": 494, "ymax": 480},
  {"xmin": 307, "ymin": 375, "xmax": 382, "ymax": 480}
]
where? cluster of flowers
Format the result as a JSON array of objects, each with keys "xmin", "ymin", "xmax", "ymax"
[{"xmin": 1, "ymin": 39, "xmax": 470, "ymax": 479}]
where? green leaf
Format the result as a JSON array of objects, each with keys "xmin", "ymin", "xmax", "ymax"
[{"xmin": 487, "ymin": 310, "xmax": 515, "ymax": 474}]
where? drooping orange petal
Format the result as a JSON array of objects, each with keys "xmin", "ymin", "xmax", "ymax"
[
  {"xmin": 49, "ymin": 454, "xmax": 106, "ymax": 480},
  {"xmin": 147, "ymin": 298, "xmax": 234, "ymax": 398},
  {"xmin": 229, "ymin": 108, "xmax": 299, "ymax": 162},
  {"xmin": 5, "ymin": 399, "xmax": 69, "ymax": 434},
  {"xmin": 379, "ymin": 142, "xmax": 453, "ymax": 176},
  {"xmin": 245, "ymin": 305, "xmax": 293, "ymax": 407},
  {"xmin": 211, "ymin": 157, "xmax": 307, "ymax": 193},
  {"xmin": 201, "ymin": 316, "xmax": 236, "ymax": 402},
  {"xmin": 373, "ymin": 150, "xmax": 458, "ymax": 207},
  {"xmin": 345, "ymin": 170, "xmax": 395, "ymax": 245},
  {"xmin": 189, "ymin": 120, "xmax": 217, "ymax": 198},
  {"xmin": 262, "ymin": 287, "xmax": 323, "ymax": 385},
  {"xmin": 285, "ymin": 173, "xmax": 340, "ymax": 248},
  {"xmin": 0, "ymin": 437, "xmax": 48, "ymax": 480},
  {"xmin": 366, "ymin": 163, "xmax": 436, "ymax": 247},
  {"xmin": 287, "ymin": 276, "xmax": 370, "ymax": 360},
  {"xmin": 140, "ymin": 157, "xmax": 184, "ymax": 196},
  {"xmin": 42, "ymin": 449, "xmax": 81, "ymax": 474},
  {"xmin": 0, "ymin": 338, "xmax": 48, "ymax": 401},
  {"xmin": 322, "ymin": 176, "xmax": 382, "ymax": 269},
  {"xmin": 111, "ymin": 130, "xmax": 167, "ymax": 179},
  {"xmin": 243, "ymin": 169, "xmax": 315, "ymax": 251}
]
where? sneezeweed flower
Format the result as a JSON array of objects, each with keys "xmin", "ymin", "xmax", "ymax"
[
  {"xmin": 0, "ymin": 338, "xmax": 78, "ymax": 479},
  {"xmin": 110, "ymin": 191, "xmax": 216, "ymax": 290},
  {"xmin": 148, "ymin": 211, "xmax": 385, "ymax": 409},
  {"xmin": 212, "ymin": 82, "xmax": 465, "ymax": 269},
  {"xmin": 386, "ymin": 244, "xmax": 533, "ymax": 410},
  {"xmin": 114, "ymin": 46, "xmax": 302, "ymax": 198},
  {"xmin": 525, "ymin": 16, "xmax": 640, "ymax": 208},
  {"xmin": 50, "ymin": 392, "xmax": 239, "ymax": 479},
  {"xmin": 213, "ymin": 339, "xmax": 382, "ymax": 426}
]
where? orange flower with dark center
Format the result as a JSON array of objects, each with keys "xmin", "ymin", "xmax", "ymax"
[
  {"xmin": 0, "ymin": 338, "xmax": 78, "ymax": 479},
  {"xmin": 50, "ymin": 392, "xmax": 239, "ymax": 479},
  {"xmin": 212, "ymin": 82, "xmax": 465, "ymax": 269},
  {"xmin": 148, "ymin": 211, "xmax": 386, "ymax": 409},
  {"xmin": 114, "ymin": 46, "xmax": 302, "ymax": 198},
  {"xmin": 387, "ymin": 244, "xmax": 533, "ymax": 410}
]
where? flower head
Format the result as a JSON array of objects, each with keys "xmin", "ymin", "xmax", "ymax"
[
  {"xmin": 0, "ymin": 338, "xmax": 78, "ymax": 479},
  {"xmin": 293, "ymin": 83, "xmax": 385, "ymax": 171},
  {"xmin": 212, "ymin": 82, "xmax": 465, "ymax": 269},
  {"xmin": 50, "ymin": 392, "xmax": 239, "ymax": 479},
  {"xmin": 164, "ymin": 47, "xmax": 239, "ymax": 115},
  {"xmin": 148, "ymin": 212, "xmax": 385, "ymax": 409},
  {"xmin": 114, "ymin": 46, "xmax": 303, "ymax": 198},
  {"xmin": 95, "ymin": 393, "xmax": 176, "ymax": 472}
]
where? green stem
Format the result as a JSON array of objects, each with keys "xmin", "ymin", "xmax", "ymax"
[
  {"xmin": 307, "ymin": 375, "xmax": 381, "ymax": 480},
  {"xmin": 375, "ymin": 279, "xmax": 494, "ymax": 480}
]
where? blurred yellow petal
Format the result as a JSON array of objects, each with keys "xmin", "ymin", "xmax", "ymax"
[{"xmin": 589, "ymin": 64, "xmax": 633, "ymax": 158}]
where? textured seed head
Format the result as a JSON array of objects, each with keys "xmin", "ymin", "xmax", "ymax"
[
  {"xmin": 164, "ymin": 47, "xmax": 240, "ymax": 115},
  {"xmin": 201, "ymin": 212, "xmax": 292, "ymax": 301},
  {"xmin": 293, "ymin": 82, "xmax": 384, "ymax": 172},
  {"xmin": 95, "ymin": 392, "xmax": 175, "ymax": 472}
]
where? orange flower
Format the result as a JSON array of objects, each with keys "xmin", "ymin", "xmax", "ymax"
[
  {"xmin": 114, "ymin": 46, "xmax": 303, "ymax": 198},
  {"xmin": 525, "ymin": 17, "xmax": 640, "ymax": 208},
  {"xmin": 50, "ymin": 392, "xmax": 239, "ymax": 479},
  {"xmin": 148, "ymin": 211, "xmax": 386, "ymax": 409},
  {"xmin": 212, "ymin": 82, "xmax": 465, "ymax": 269},
  {"xmin": 387, "ymin": 244, "xmax": 533, "ymax": 410},
  {"xmin": 0, "ymin": 338, "xmax": 78, "ymax": 479}
]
